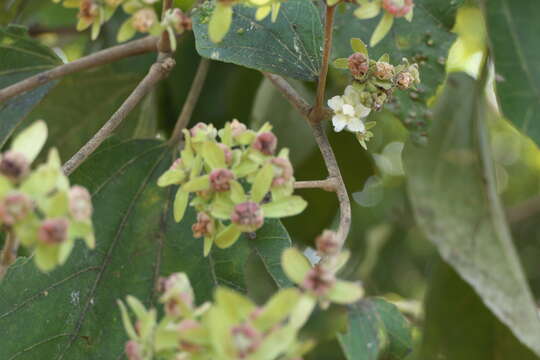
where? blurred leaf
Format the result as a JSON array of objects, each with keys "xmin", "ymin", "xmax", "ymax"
[
  {"xmin": 333, "ymin": 0, "xmax": 456, "ymax": 141},
  {"xmin": 193, "ymin": 0, "xmax": 323, "ymax": 81},
  {"xmin": 0, "ymin": 25, "xmax": 60, "ymax": 147},
  {"xmin": 404, "ymin": 73, "xmax": 540, "ymax": 356},
  {"xmin": 338, "ymin": 298, "xmax": 412, "ymax": 360},
  {"xmin": 0, "ymin": 139, "xmax": 292, "ymax": 358},
  {"xmin": 422, "ymin": 258, "xmax": 540, "ymax": 360},
  {"xmin": 484, "ymin": 0, "xmax": 540, "ymax": 145}
]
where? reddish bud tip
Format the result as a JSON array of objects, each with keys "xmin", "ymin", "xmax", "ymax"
[
  {"xmin": 0, "ymin": 151, "xmax": 30, "ymax": 183},
  {"xmin": 252, "ymin": 132, "xmax": 277, "ymax": 156},
  {"xmin": 271, "ymin": 157, "xmax": 293, "ymax": 187},
  {"xmin": 348, "ymin": 53, "xmax": 369, "ymax": 80},
  {"xmin": 209, "ymin": 168, "xmax": 234, "ymax": 192},
  {"xmin": 315, "ymin": 230, "xmax": 340, "ymax": 256},
  {"xmin": 396, "ymin": 71, "xmax": 414, "ymax": 90},
  {"xmin": 231, "ymin": 201, "xmax": 264, "ymax": 232},
  {"xmin": 382, "ymin": 0, "xmax": 414, "ymax": 17},
  {"xmin": 69, "ymin": 186, "xmax": 93, "ymax": 221},
  {"xmin": 231, "ymin": 324, "xmax": 261, "ymax": 358},
  {"xmin": 132, "ymin": 8, "xmax": 157, "ymax": 33},
  {"xmin": 230, "ymin": 119, "xmax": 248, "ymax": 137},
  {"xmin": 192, "ymin": 212, "xmax": 215, "ymax": 238},
  {"xmin": 0, "ymin": 192, "xmax": 33, "ymax": 226},
  {"xmin": 125, "ymin": 340, "xmax": 142, "ymax": 360},
  {"xmin": 38, "ymin": 218, "xmax": 69, "ymax": 245},
  {"xmin": 78, "ymin": 0, "xmax": 99, "ymax": 22},
  {"xmin": 301, "ymin": 265, "xmax": 336, "ymax": 296},
  {"xmin": 218, "ymin": 144, "xmax": 234, "ymax": 165},
  {"xmin": 374, "ymin": 62, "xmax": 395, "ymax": 81}
]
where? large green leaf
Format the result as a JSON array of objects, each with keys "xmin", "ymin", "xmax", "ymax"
[
  {"xmin": 0, "ymin": 25, "xmax": 61, "ymax": 147},
  {"xmin": 483, "ymin": 0, "xmax": 540, "ymax": 145},
  {"xmin": 0, "ymin": 139, "xmax": 291, "ymax": 358},
  {"xmin": 403, "ymin": 73, "xmax": 540, "ymax": 356},
  {"xmin": 338, "ymin": 298, "xmax": 412, "ymax": 360},
  {"xmin": 192, "ymin": 0, "xmax": 323, "ymax": 81},
  {"xmin": 333, "ymin": 0, "xmax": 456, "ymax": 142},
  {"xmin": 422, "ymin": 259, "xmax": 540, "ymax": 360}
]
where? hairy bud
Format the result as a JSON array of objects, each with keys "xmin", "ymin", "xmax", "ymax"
[
  {"xmin": 301, "ymin": 265, "xmax": 336, "ymax": 296},
  {"xmin": 209, "ymin": 168, "xmax": 234, "ymax": 192},
  {"xmin": 132, "ymin": 8, "xmax": 157, "ymax": 33},
  {"xmin": 395, "ymin": 71, "xmax": 414, "ymax": 90},
  {"xmin": 315, "ymin": 230, "xmax": 340, "ymax": 256},
  {"xmin": 231, "ymin": 202, "xmax": 264, "ymax": 232},
  {"xmin": 0, "ymin": 192, "xmax": 33, "ymax": 226},
  {"xmin": 190, "ymin": 122, "xmax": 217, "ymax": 140},
  {"xmin": 230, "ymin": 119, "xmax": 248, "ymax": 138},
  {"xmin": 159, "ymin": 273, "xmax": 195, "ymax": 317},
  {"xmin": 382, "ymin": 0, "xmax": 414, "ymax": 18},
  {"xmin": 69, "ymin": 186, "xmax": 93, "ymax": 221},
  {"xmin": 125, "ymin": 340, "xmax": 142, "ymax": 360},
  {"xmin": 78, "ymin": 0, "xmax": 99, "ymax": 22},
  {"xmin": 192, "ymin": 212, "xmax": 215, "ymax": 238},
  {"xmin": 252, "ymin": 132, "xmax": 277, "ymax": 156},
  {"xmin": 271, "ymin": 157, "xmax": 293, "ymax": 187},
  {"xmin": 348, "ymin": 53, "xmax": 369, "ymax": 80},
  {"xmin": 0, "ymin": 151, "xmax": 30, "ymax": 183},
  {"xmin": 38, "ymin": 218, "xmax": 69, "ymax": 245},
  {"xmin": 374, "ymin": 62, "xmax": 395, "ymax": 81},
  {"xmin": 231, "ymin": 324, "xmax": 261, "ymax": 358}
]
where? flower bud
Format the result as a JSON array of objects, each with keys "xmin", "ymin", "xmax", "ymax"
[
  {"xmin": 252, "ymin": 132, "xmax": 277, "ymax": 156},
  {"xmin": 315, "ymin": 230, "xmax": 340, "ymax": 256},
  {"xmin": 301, "ymin": 265, "xmax": 336, "ymax": 296},
  {"xmin": 125, "ymin": 340, "xmax": 143, "ymax": 360},
  {"xmin": 209, "ymin": 168, "xmax": 234, "ymax": 192},
  {"xmin": 78, "ymin": 0, "xmax": 99, "ymax": 22},
  {"xmin": 374, "ymin": 62, "xmax": 394, "ymax": 81},
  {"xmin": 177, "ymin": 319, "xmax": 203, "ymax": 352},
  {"xmin": 0, "ymin": 192, "xmax": 33, "ymax": 226},
  {"xmin": 382, "ymin": 0, "xmax": 414, "ymax": 18},
  {"xmin": 395, "ymin": 71, "xmax": 414, "ymax": 90},
  {"xmin": 159, "ymin": 273, "xmax": 195, "ymax": 318},
  {"xmin": 192, "ymin": 212, "xmax": 215, "ymax": 238},
  {"xmin": 231, "ymin": 201, "xmax": 264, "ymax": 232},
  {"xmin": 0, "ymin": 151, "xmax": 30, "ymax": 183},
  {"xmin": 190, "ymin": 122, "xmax": 217, "ymax": 140},
  {"xmin": 230, "ymin": 119, "xmax": 247, "ymax": 138},
  {"xmin": 218, "ymin": 144, "xmax": 233, "ymax": 165},
  {"xmin": 348, "ymin": 53, "xmax": 369, "ymax": 80},
  {"xmin": 69, "ymin": 186, "xmax": 93, "ymax": 221},
  {"xmin": 231, "ymin": 324, "xmax": 261, "ymax": 358},
  {"xmin": 169, "ymin": 8, "xmax": 192, "ymax": 33},
  {"xmin": 132, "ymin": 8, "xmax": 158, "ymax": 33},
  {"xmin": 38, "ymin": 218, "xmax": 69, "ymax": 245},
  {"xmin": 271, "ymin": 157, "xmax": 293, "ymax": 187}
]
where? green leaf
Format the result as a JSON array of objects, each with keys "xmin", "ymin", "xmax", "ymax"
[
  {"xmin": 421, "ymin": 259, "xmax": 540, "ymax": 360},
  {"xmin": 281, "ymin": 247, "xmax": 311, "ymax": 284},
  {"xmin": 333, "ymin": 0, "xmax": 456, "ymax": 142},
  {"xmin": 338, "ymin": 298, "xmax": 412, "ymax": 360},
  {"xmin": 208, "ymin": 2, "xmax": 233, "ymax": 43},
  {"xmin": 0, "ymin": 139, "xmax": 293, "ymax": 358},
  {"xmin": 0, "ymin": 26, "xmax": 60, "ymax": 147},
  {"xmin": 351, "ymin": 37, "xmax": 368, "ymax": 55},
  {"xmin": 483, "ymin": 0, "xmax": 540, "ymax": 146},
  {"xmin": 193, "ymin": 0, "xmax": 323, "ymax": 81},
  {"xmin": 370, "ymin": 13, "xmax": 393, "ymax": 47},
  {"xmin": 10, "ymin": 119, "xmax": 48, "ymax": 163},
  {"xmin": 403, "ymin": 73, "xmax": 540, "ymax": 356},
  {"xmin": 262, "ymin": 195, "xmax": 307, "ymax": 218}
]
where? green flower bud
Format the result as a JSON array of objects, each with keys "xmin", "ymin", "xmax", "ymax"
[{"xmin": 132, "ymin": 8, "xmax": 158, "ymax": 33}]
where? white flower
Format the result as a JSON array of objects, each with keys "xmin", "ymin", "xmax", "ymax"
[{"xmin": 328, "ymin": 86, "xmax": 371, "ymax": 133}]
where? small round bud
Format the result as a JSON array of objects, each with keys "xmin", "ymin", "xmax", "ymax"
[
  {"xmin": 382, "ymin": 0, "xmax": 414, "ymax": 18},
  {"xmin": 159, "ymin": 273, "xmax": 195, "ymax": 317},
  {"xmin": 0, "ymin": 151, "xmax": 30, "ymax": 183},
  {"xmin": 231, "ymin": 202, "xmax": 264, "ymax": 232},
  {"xmin": 395, "ymin": 71, "xmax": 414, "ymax": 90},
  {"xmin": 191, "ymin": 212, "xmax": 215, "ymax": 238},
  {"xmin": 125, "ymin": 340, "xmax": 142, "ymax": 360},
  {"xmin": 315, "ymin": 230, "xmax": 340, "ymax": 256},
  {"xmin": 190, "ymin": 122, "xmax": 217, "ymax": 140},
  {"xmin": 132, "ymin": 8, "xmax": 158, "ymax": 33},
  {"xmin": 38, "ymin": 218, "xmax": 69, "ymax": 245},
  {"xmin": 372, "ymin": 91, "xmax": 388, "ymax": 110},
  {"xmin": 252, "ymin": 132, "xmax": 277, "ymax": 156},
  {"xmin": 209, "ymin": 168, "xmax": 234, "ymax": 192},
  {"xmin": 230, "ymin": 119, "xmax": 247, "ymax": 138},
  {"xmin": 218, "ymin": 144, "xmax": 234, "ymax": 165},
  {"xmin": 348, "ymin": 53, "xmax": 369, "ymax": 80},
  {"xmin": 301, "ymin": 265, "xmax": 336, "ymax": 296},
  {"xmin": 374, "ymin": 62, "xmax": 394, "ymax": 81},
  {"xmin": 170, "ymin": 8, "xmax": 192, "ymax": 33},
  {"xmin": 270, "ymin": 157, "xmax": 293, "ymax": 187},
  {"xmin": 0, "ymin": 192, "xmax": 33, "ymax": 226},
  {"xmin": 231, "ymin": 324, "xmax": 261, "ymax": 358},
  {"xmin": 69, "ymin": 186, "xmax": 93, "ymax": 221},
  {"xmin": 78, "ymin": 0, "xmax": 99, "ymax": 22}
]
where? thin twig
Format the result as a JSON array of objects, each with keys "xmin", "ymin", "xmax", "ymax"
[
  {"xmin": 262, "ymin": 72, "xmax": 311, "ymax": 116},
  {"xmin": 62, "ymin": 57, "xmax": 176, "ymax": 175},
  {"xmin": 507, "ymin": 195, "xmax": 540, "ymax": 223},
  {"xmin": 311, "ymin": 5, "xmax": 336, "ymax": 123},
  {"xmin": 294, "ymin": 179, "xmax": 337, "ymax": 191},
  {"xmin": 0, "ymin": 230, "xmax": 18, "ymax": 279},
  {"xmin": 157, "ymin": 0, "xmax": 174, "ymax": 54},
  {"xmin": 0, "ymin": 36, "xmax": 160, "ymax": 104},
  {"xmin": 170, "ymin": 58, "xmax": 211, "ymax": 144}
]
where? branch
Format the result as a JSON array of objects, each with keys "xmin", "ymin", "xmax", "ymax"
[
  {"xmin": 63, "ymin": 57, "xmax": 176, "ymax": 175},
  {"xmin": 294, "ymin": 179, "xmax": 337, "ymax": 191},
  {"xmin": 157, "ymin": 0, "xmax": 174, "ymax": 54},
  {"xmin": 0, "ymin": 36, "xmax": 160, "ymax": 104},
  {"xmin": 262, "ymin": 72, "xmax": 311, "ymax": 116},
  {"xmin": 170, "ymin": 58, "xmax": 211, "ymax": 144}
]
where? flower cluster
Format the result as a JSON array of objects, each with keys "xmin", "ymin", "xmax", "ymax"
[
  {"xmin": 157, "ymin": 121, "xmax": 307, "ymax": 256},
  {"xmin": 119, "ymin": 272, "xmax": 314, "ymax": 360},
  {"xmin": 353, "ymin": 0, "xmax": 414, "ymax": 46},
  {"xmin": 52, "ymin": 0, "xmax": 191, "ymax": 49},
  {"xmin": 0, "ymin": 121, "xmax": 94, "ymax": 272},
  {"xmin": 282, "ymin": 230, "xmax": 364, "ymax": 309},
  {"xmin": 331, "ymin": 38, "xmax": 420, "ymax": 149},
  {"xmin": 203, "ymin": 0, "xmax": 287, "ymax": 43}
]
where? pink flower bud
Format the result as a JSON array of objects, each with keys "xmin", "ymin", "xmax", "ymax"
[
  {"xmin": 252, "ymin": 132, "xmax": 277, "ymax": 156},
  {"xmin": 396, "ymin": 71, "xmax": 414, "ymax": 90},
  {"xmin": 382, "ymin": 0, "xmax": 414, "ymax": 17},
  {"xmin": 0, "ymin": 151, "xmax": 30, "ymax": 183},
  {"xmin": 271, "ymin": 157, "xmax": 293, "ymax": 187},
  {"xmin": 348, "ymin": 53, "xmax": 369, "ymax": 80},
  {"xmin": 69, "ymin": 186, "xmax": 93, "ymax": 221},
  {"xmin": 191, "ymin": 212, "xmax": 214, "ymax": 238},
  {"xmin": 209, "ymin": 168, "xmax": 234, "ymax": 192},
  {"xmin": 231, "ymin": 202, "xmax": 264, "ymax": 232},
  {"xmin": 159, "ymin": 273, "xmax": 194, "ymax": 317},
  {"xmin": 315, "ymin": 230, "xmax": 340, "ymax": 256},
  {"xmin": 78, "ymin": 0, "xmax": 99, "ymax": 22},
  {"xmin": 374, "ymin": 62, "xmax": 395, "ymax": 81},
  {"xmin": 171, "ymin": 8, "xmax": 192, "ymax": 32},
  {"xmin": 38, "ymin": 218, "xmax": 69, "ymax": 245},
  {"xmin": 132, "ymin": 8, "xmax": 157, "ymax": 33},
  {"xmin": 231, "ymin": 324, "xmax": 261, "ymax": 358},
  {"xmin": 230, "ymin": 119, "xmax": 247, "ymax": 137},
  {"xmin": 170, "ymin": 158, "xmax": 184, "ymax": 170},
  {"xmin": 301, "ymin": 265, "xmax": 336, "ymax": 296},
  {"xmin": 190, "ymin": 122, "xmax": 217, "ymax": 139},
  {"xmin": 125, "ymin": 340, "xmax": 142, "ymax": 360},
  {"xmin": 0, "ymin": 192, "xmax": 33, "ymax": 226},
  {"xmin": 218, "ymin": 144, "xmax": 233, "ymax": 165}
]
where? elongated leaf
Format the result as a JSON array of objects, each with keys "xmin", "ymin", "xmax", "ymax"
[
  {"xmin": 333, "ymin": 0, "xmax": 456, "ymax": 142},
  {"xmin": 422, "ymin": 259, "xmax": 540, "ymax": 360},
  {"xmin": 403, "ymin": 73, "xmax": 540, "ymax": 356},
  {"xmin": 192, "ymin": 0, "xmax": 323, "ymax": 81},
  {"xmin": 0, "ymin": 139, "xmax": 291, "ymax": 358},
  {"xmin": 483, "ymin": 0, "xmax": 540, "ymax": 145},
  {"xmin": 338, "ymin": 298, "xmax": 412, "ymax": 360},
  {"xmin": 0, "ymin": 25, "xmax": 60, "ymax": 146}
]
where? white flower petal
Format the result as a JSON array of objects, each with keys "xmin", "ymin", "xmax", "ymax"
[
  {"xmin": 346, "ymin": 118, "xmax": 366, "ymax": 133},
  {"xmin": 342, "ymin": 104, "xmax": 356, "ymax": 116},
  {"xmin": 328, "ymin": 96, "xmax": 343, "ymax": 111},
  {"xmin": 332, "ymin": 115, "xmax": 348, "ymax": 132}
]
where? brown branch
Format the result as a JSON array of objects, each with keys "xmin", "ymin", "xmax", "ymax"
[
  {"xmin": 170, "ymin": 58, "xmax": 211, "ymax": 144},
  {"xmin": 157, "ymin": 0, "xmax": 174, "ymax": 54},
  {"xmin": 0, "ymin": 36, "xmax": 160, "ymax": 104},
  {"xmin": 0, "ymin": 230, "xmax": 18, "ymax": 279},
  {"xmin": 62, "ymin": 57, "xmax": 176, "ymax": 175},
  {"xmin": 507, "ymin": 195, "xmax": 540, "ymax": 223},
  {"xmin": 294, "ymin": 179, "xmax": 337, "ymax": 191}
]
